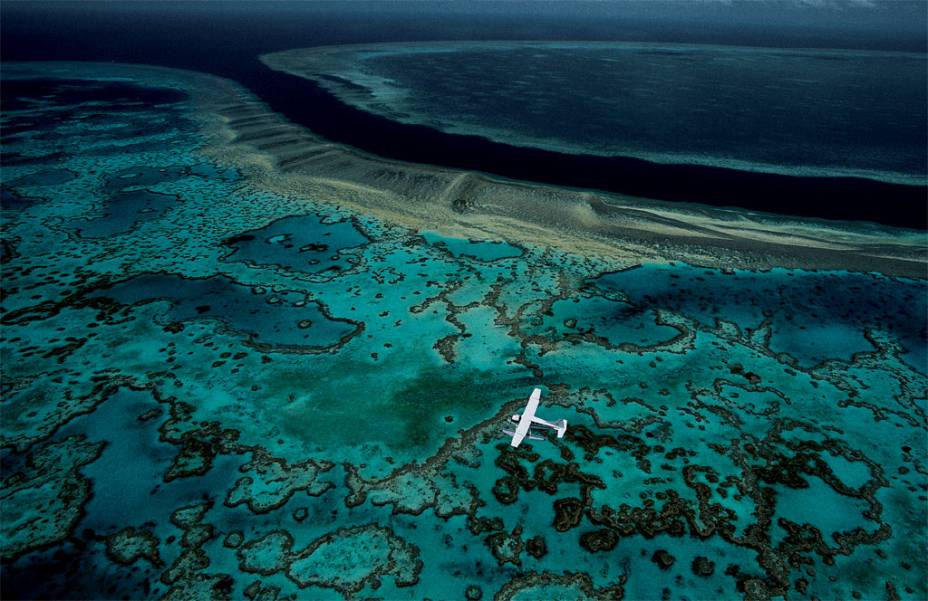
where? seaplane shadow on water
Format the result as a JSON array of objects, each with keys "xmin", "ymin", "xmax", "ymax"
[{"xmin": 504, "ymin": 388, "xmax": 568, "ymax": 448}]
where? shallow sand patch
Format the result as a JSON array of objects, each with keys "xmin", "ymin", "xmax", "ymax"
[{"xmin": 5, "ymin": 60, "xmax": 924, "ymax": 277}]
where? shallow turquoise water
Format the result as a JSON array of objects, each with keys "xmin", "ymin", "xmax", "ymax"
[
  {"xmin": 1, "ymin": 66, "xmax": 926, "ymax": 600},
  {"xmin": 422, "ymin": 231, "xmax": 524, "ymax": 262}
]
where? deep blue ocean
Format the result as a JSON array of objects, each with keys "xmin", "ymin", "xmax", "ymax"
[
  {"xmin": 341, "ymin": 42, "xmax": 926, "ymax": 183},
  {"xmin": 3, "ymin": 0, "xmax": 927, "ymax": 226}
]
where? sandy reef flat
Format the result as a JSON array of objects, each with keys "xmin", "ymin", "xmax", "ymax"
[
  {"xmin": 7, "ymin": 58, "xmax": 912, "ymax": 279},
  {"xmin": 1, "ymin": 61, "xmax": 926, "ymax": 600},
  {"xmin": 262, "ymin": 51, "xmax": 924, "ymax": 277}
]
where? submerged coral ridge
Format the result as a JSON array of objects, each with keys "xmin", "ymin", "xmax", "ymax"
[
  {"xmin": 1, "ymin": 63, "xmax": 926, "ymax": 600},
  {"xmin": 263, "ymin": 42, "xmax": 928, "ymax": 185}
]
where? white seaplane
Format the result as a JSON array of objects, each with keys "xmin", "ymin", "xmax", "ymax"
[{"xmin": 505, "ymin": 388, "xmax": 567, "ymax": 448}]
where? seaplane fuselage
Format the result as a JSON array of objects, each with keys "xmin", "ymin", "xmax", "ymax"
[{"xmin": 506, "ymin": 388, "xmax": 567, "ymax": 447}]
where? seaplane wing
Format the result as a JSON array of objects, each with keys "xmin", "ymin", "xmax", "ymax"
[
  {"xmin": 510, "ymin": 388, "xmax": 543, "ymax": 448},
  {"xmin": 507, "ymin": 388, "xmax": 568, "ymax": 448}
]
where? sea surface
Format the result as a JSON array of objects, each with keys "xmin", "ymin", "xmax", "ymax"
[
  {"xmin": 306, "ymin": 42, "xmax": 928, "ymax": 185},
  {"xmin": 4, "ymin": 4, "xmax": 927, "ymax": 226},
  {"xmin": 1, "ymin": 64, "xmax": 926, "ymax": 600}
]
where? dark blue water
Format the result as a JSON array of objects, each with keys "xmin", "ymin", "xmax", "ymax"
[
  {"xmin": 2, "ymin": 1, "xmax": 926, "ymax": 226},
  {"xmin": 347, "ymin": 43, "xmax": 926, "ymax": 183}
]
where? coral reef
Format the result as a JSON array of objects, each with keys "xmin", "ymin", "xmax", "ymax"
[{"xmin": 1, "ymin": 62, "xmax": 925, "ymax": 600}]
